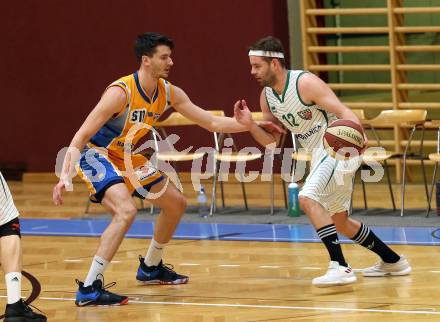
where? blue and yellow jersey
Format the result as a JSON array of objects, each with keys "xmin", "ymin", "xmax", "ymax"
[{"xmin": 89, "ymin": 71, "xmax": 173, "ymax": 160}]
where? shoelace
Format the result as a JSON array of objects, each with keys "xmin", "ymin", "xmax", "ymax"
[
  {"xmin": 23, "ymin": 300, "xmax": 46, "ymax": 316},
  {"xmin": 161, "ymin": 263, "xmax": 179, "ymax": 277},
  {"xmin": 139, "ymin": 256, "xmax": 181, "ymax": 278},
  {"xmin": 139, "ymin": 256, "xmax": 176, "ymax": 272},
  {"xmin": 372, "ymin": 261, "xmax": 384, "ymax": 269},
  {"xmin": 75, "ymin": 275, "xmax": 117, "ymax": 293},
  {"xmin": 95, "ymin": 273, "xmax": 117, "ymax": 292}
]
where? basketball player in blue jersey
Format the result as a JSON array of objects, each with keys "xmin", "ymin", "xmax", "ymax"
[
  {"xmin": 234, "ymin": 36, "xmax": 411, "ymax": 287},
  {"xmin": 52, "ymin": 32, "xmax": 283, "ymax": 306}
]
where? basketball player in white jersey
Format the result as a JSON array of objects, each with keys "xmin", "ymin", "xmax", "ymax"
[
  {"xmin": 234, "ymin": 36, "xmax": 411, "ymax": 287},
  {"xmin": 0, "ymin": 172, "xmax": 46, "ymax": 321}
]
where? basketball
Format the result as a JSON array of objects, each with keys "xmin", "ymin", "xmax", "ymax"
[{"xmin": 323, "ymin": 119, "xmax": 365, "ymax": 159}]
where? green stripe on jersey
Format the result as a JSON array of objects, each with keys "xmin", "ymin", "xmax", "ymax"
[
  {"xmin": 296, "ymin": 72, "xmax": 314, "ymax": 107},
  {"xmin": 272, "ymin": 70, "xmax": 291, "ymax": 103}
]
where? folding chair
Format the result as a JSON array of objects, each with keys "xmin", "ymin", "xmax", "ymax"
[
  {"xmin": 426, "ymin": 120, "xmax": 440, "ymax": 217},
  {"xmin": 153, "ymin": 111, "xmax": 211, "ymax": 166},
  {"xmin": 250, "ymin": 112, "xmax": 288, "ymax": 215},
  {"xmin": 348, "ymin": 109, "xmax": 396, "ymax": 210},
  {"xmin": 362, "ymin": 109, "xmax": 428, "ymax": 216},
  {"xmin": 210, "ymin": 112, "xmax": 263, "ymax": 215},
  {"xmin": 151, "ymin": 111, "xmax": 225, "ymax": 214}
]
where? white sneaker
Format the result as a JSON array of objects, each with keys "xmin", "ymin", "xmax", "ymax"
[
  {"xmin": 312, "ymin": 261, "xmax": 357, "ymax": 287},
  {"xmin": 362, "ymin": 255, "xmax": 411, "ymax": 277}
]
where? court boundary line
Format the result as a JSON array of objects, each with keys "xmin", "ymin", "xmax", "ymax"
[
  {"xmin": 6, "ymin": 296, "xmax": 439, "ymax": 315},
  {"xmin": 21, "ymin": 231, "xmax": 440, "ymax": 246},
  {"xmin": 20, "ymin": 218, "xmax": 440, "ymax": 246}
]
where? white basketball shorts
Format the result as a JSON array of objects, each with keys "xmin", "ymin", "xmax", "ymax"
[{"xmin": 298, "ymin": 148, "xmax": 361, "ymax": 215}]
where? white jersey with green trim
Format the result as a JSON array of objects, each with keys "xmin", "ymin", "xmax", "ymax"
[
  {"xmin": 265, "ymin": 70, "xmax": 338, "ymax": 151},
  {"xmin": 0, "ymin": 172, "xmax": 19, "ymax": 226}
]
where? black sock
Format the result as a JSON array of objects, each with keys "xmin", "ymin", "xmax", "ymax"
[
  {"xmin": 352, "ymin": 223, "xmax": 400, "ymax": 263},
  {"xmin": 317, "ymin": 224, "xmax": 348, "ymax": 267}
]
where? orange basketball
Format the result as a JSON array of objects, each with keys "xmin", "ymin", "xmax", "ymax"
[{"xmin": 323, "ymin": 119, "xmax": 365, "ymax": 159}]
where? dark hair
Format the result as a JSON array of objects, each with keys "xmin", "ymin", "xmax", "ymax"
[
  {"xmin": 249, "ymin": 36, "xmax": 286, "ymax": 68},
  {"xmin": 134, "ymin": 32, "xmax": 174, "ymax": 63}
]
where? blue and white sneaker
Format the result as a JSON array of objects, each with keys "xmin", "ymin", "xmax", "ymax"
[
  {"xmin": 75, "ymin": 276, "xmax": 128, "ymax": 307},
  {"xmin": 136, "ymin": 255, "xmax": 189, "ymax": 285}
]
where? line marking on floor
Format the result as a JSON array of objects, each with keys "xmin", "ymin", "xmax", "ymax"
[{"xmin": 10, "ymin": 295, "xmax": 439, "ymax": 315}]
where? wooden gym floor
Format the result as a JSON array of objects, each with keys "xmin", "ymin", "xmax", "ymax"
[
  {"xmin": 4, "ymin": 237, "xmax": 439, "ymax": 322},
  {"xmin": 0, "ymin": 174, "xmax": 439, "ymax": 321}
]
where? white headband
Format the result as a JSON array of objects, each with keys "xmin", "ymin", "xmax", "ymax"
[{"xmin": 248, "ymin": 50, "xmax": 285, "ymax": 59}]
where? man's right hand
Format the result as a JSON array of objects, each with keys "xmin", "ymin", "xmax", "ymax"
[
  {"xmin": 53, "ymin": 179, "xmax": 69, "ymax": 205},
  {"xmin": 234, "ymin": 99, "xmax": 255, "ymax": 130}
]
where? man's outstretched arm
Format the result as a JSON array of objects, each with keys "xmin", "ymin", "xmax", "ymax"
[
  {"xmin": 172, "ymin": 85, "xmax": 283, "ymax": 135},
  {"xmin": 234, "ymin": 90, "xmax": 285, "ymax": 147}
]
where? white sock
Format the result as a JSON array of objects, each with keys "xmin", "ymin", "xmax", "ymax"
[
  {"xmin": 144, "ymin": 239, "xmax": 167, "ymax": 267},
  {"xmin": 84, "ymin": 255, "xmax": 109, "ymax": 287},
  {"xmin": 5, "ymin": 272, "xmax": 21, "ymax": 304}
]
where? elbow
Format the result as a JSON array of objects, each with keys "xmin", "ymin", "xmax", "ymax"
[
  {"xmin": 73, "ymin": 130, "xmax": 92, "ymax": 149},
  {"xmin": 207, "ymin": 120, "xmax": 219, "ymax": 133},
  {"xmin": 75, "ymin": 130, "xmax": 89, "ymax": 142}
]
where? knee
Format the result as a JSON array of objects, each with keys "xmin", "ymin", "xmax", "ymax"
[
  {"xmin": 299, "ymin": 196, "xmax": 311, "ymax": 211},
  {"xmin": 114, "ymin": 203, "xmax": 137, "ymax": 227},
  {"xmin": 175, "ymin": 193, "xmax": 187, "ymax": 215},
  {"xmin": 166, "ymin": 192, "xmax": 187, "ymax": 217}
]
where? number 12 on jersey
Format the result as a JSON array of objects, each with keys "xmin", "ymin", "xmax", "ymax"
[{"xmin": 282, "ymin": 113, "xmax": 299, "ymax": 127}]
